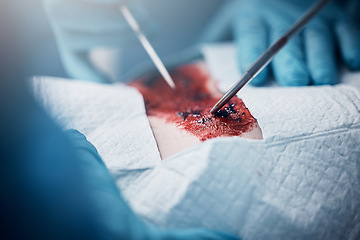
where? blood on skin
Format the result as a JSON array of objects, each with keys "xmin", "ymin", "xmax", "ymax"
[{"xmin": 130, "ymin": 64, "xmax": 258, "ymax": 141}]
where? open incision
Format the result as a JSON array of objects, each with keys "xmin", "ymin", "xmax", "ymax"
[{"xmin": 130, "ymin": 63, "xmax": 263, "ymax": 158}]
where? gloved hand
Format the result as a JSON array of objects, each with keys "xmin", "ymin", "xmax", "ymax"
[
  {"xmin": 45, "ymin": 0, "xmax": 153, "ymax": 83},
  {"xmin": 232, "ymin": 0, "xmax": 360, "ymax": 86},
  {"xmin": 66, "ymin": 129, "xmax": 239, "ymax": 240}
]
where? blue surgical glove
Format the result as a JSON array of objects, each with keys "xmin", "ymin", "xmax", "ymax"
[
  {"xmin": 66, "ymin": 129, "xmax": 239, "ymax": 240},
  {"xmin": 45, "ymin": 0, "xmax": 153, "ymax": 83},
  {"xmin": 232, "ymin": 0, "xmax": 360, "ymax": 86}
]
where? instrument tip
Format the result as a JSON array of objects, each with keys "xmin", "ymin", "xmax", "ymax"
[
  {"xmin": 210, "ymin": 104, "xmax": 220, "ymax": 115},
  {"xmin": 164, "ymin": 75, "xmax": 176, "ymax": 89}
]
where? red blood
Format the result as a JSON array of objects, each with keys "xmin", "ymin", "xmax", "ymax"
[{"xmin": 130, "ymin": 64, "xmax": 258, "ymax": 141}]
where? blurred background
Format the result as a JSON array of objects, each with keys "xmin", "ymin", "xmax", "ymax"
[{"xmin": 0, "ymin": 0, "xmax": 66, "ymax": 81}]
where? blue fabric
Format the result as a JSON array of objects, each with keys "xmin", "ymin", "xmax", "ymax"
[
  {"xmin": 231, "ymin": 0, "xmax": 360, "ymax": 86},
  {"xmin": 0, "ymin": 92, "xmax": 239, "ymax": 239}
]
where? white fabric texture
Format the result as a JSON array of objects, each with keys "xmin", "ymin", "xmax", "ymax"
[
  {"xmin": 31, "ymin": 78, "xmax": 161, "ymax": 188},
  {"xmin": 31, "ymin": 45, "xmax": 360, "ymax": 239}
]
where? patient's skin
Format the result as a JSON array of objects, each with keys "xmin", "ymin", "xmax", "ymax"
[{"xmin": 130, "ymin": 63, "xmax": 262, "ymax": 158}]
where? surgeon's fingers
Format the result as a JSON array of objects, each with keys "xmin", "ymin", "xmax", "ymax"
[
  {"xmin": 271, "ymin": 25, "xmax": 309, "ymax": 86},
  {"xmin": 304, "ymin": 20, "xmax": 337, "ymax": 85},
  {"xmin": 233, "ymin": 15, "xmax": 269, "ymax": 86},
  {"xmin": 334, "ymin": 16, "xmax": 360, "ymax": 70}
]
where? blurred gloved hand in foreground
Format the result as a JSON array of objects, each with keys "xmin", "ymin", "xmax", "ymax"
[
  {"xmin": 233, "ymin": 0, "xmax": 360, "ymax": 86},
  {"xmin": 45, "ymin": 0, "xmax": 154, "ymax": 83}
]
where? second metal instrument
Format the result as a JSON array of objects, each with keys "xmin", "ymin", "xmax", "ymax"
[
  {"xmin": 119, "ymin": 5, "xmax": 176, "ymax": 89},
  {"xmin": 210, "ymin": 0, "xmax": 331, "ymax": 114}
]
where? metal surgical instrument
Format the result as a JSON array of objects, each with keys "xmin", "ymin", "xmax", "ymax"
[
  {"xmin": 119, "ymin": 5, "xmax": 176, "ymax": 89},
  {"xmin": 210, "ymin": 0, "xmax": 331, "ymax": 114}
]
